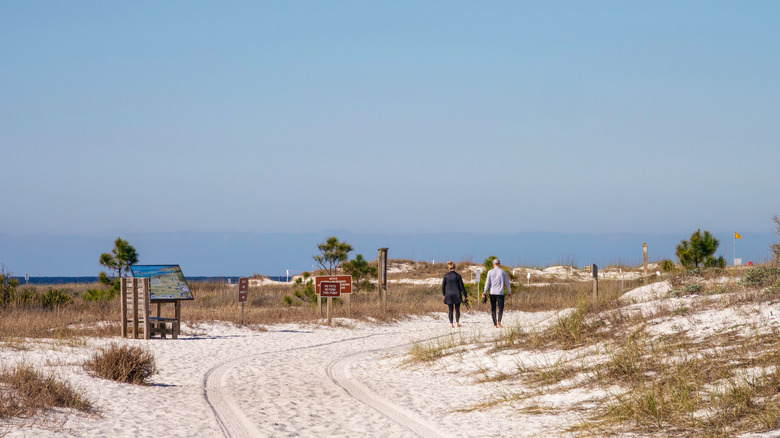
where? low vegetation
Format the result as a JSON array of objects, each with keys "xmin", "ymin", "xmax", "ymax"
[
  {"xmin": 3, "ymin": 258, "xmax": 780, "ymax": 435},
  {"xmin": 83, "ymin": 343, "xmax": 157, "ymax": 385},
  {"xmin": 0, "ymin": 363, "xmax": 93, "ymax": 423},
  {"xmin": 406, "ymin": 265, "xmax": 780, "ymax": 436}
]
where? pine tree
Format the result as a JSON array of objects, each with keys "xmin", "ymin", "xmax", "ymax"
[
  {"xmin": 342, "ymin": 254, "xmax": 377, "ymax": 292},
  {"xmin": 313, "ymin": 236, "xmax": 353, "ymax": 275},
  {"xmin": 675, "ymin": 229, "xmax": 725, "ymax": 270}
]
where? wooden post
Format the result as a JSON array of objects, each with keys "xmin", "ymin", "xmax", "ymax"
[
  {"xmin": 592, "ymin": 264, "xmax": 599, "ymax": 305},
  {"xmin": 155, "ymin": 300, "xmax": 162, "ymax": 338},
  {"xmin": 142, "ymin": 279, "xmax": 151, "ymax": 340},
  {"xmin": 317, "ymin": 294, "xmax": 322, "ymax": 316},
  {"xmin": 121, "ymin": 278, "xmax": 128, "ymax": 337},
  {"xmin": 326, "ymin": 297, "xmax": 332, "ymax": 325},
  {"xmin": 378, "ymin": 248, "xmax": 388, "ymax": 309},
  {"xmin": 173, "ymin": 300, "xmax": 180, "ymax": 339},
  {"xmin": 132, "ymin": 278, "xmax": 139, "ymax": 339},
  {"xmin": 344, "ymin": 293, "xmax": 351, "ymax": 318},
  {"xmin": 643, "ymin": 243, "xmax": 648, "ymax": 284}
]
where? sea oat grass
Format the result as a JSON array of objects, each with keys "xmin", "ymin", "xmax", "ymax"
[{"xmin": 406, "ymin": 333, "xmax": 466, "ymax": 364}]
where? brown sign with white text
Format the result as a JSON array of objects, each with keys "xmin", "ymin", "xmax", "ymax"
[
  {"xmin": 320, "ymin": 281, "xmax": 341, "ymax": 297},
  {"xmin": 238, "ymin": 277, "xmax": 249, "ymax": 303},
  {"xmin": 315, "ymin": 275, "xmax": 352, "ymax": 295}
]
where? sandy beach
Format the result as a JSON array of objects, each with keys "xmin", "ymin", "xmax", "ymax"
[
  {"xmin": 4, "ymin": 276, "xmax": 780, "ymax": 437},
  {"xmin": 1, "ymin": 308, "xmax": 578, "ymax": 438}
]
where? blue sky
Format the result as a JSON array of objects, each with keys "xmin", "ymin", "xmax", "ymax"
[{"xmin": 2, "ymin": 1, "xmax": 779, "ymax": 238}]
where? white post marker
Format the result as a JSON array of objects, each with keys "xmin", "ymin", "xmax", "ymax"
[{"xmin": 527, "ymin": 272, "xmax": 531, "ymax": 286}]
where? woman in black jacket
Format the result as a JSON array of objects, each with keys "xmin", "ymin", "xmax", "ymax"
[{"xmin": 442, "ymin": 260, "xmax": 468, "ymax": 328}]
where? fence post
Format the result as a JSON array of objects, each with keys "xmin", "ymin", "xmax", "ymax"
[{"xmin": 378, "ymin": 248, "xmax": 388, "ymax": 309}]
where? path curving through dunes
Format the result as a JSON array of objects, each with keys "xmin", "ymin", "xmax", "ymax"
[{"xmin": 202, "ymin": 328, "xmax": 449, "ymax": 438}]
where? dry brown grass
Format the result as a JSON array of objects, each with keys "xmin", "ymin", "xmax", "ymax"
[
  {"xmin": 185, "ymin": 281, "xmax": 450, "ymax": 326},
  {"xmin": 0, "ymin": 363, "xmax": 93, "ymax": 422},
  {"xmin": 407, "ymin": 266, "xmax": 780, "ymax": 436},
  {"xmin": 0, "ymin": 266, "xmax": 634, "ymax": 338},
  {"xmin": 7, "ymin": 262, "xmax": 779, "ymax": 436},
  {"xmin": 83, "ymin": 343, "xmax": 157, "ymax": 385}
]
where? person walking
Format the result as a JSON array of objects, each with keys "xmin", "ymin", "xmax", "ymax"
[
  {"xmin": 442, "ymin": 260, "xmax": 468, "ymax": 328},
  {"xmin": 483, "ymin": 258, "xmax": 512, "ymax": 328}
]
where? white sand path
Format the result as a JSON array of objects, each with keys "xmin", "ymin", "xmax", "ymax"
[{"xmin": 2, "ymin": 311, "xmax": 577, "ymax": 438}]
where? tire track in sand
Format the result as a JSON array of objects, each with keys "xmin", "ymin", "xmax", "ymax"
[
  {"xmin": 203, "ymin": 333, "xmax": 386, "ymax": 438},
  {"xmin": 326, "ymin": 339, "xmax": 449, "ymax": 438}
]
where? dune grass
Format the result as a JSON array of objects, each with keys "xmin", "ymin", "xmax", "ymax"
[
  {"xmin": 405, "ymin": 266, "xmax": 780, "ymax": 436},
  {"xmin": 83, "ymin": 343, "xmax": 157, "ymax": 385},
  {"xmin": 0, "ymin": 363, "xmax": 93, "ymax": 428},
  {"xmin": 5, "ymin": 261, "xmax": 776, "ymax": 435}
]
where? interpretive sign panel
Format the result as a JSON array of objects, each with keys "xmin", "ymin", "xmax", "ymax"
[
  {"xmin": 320, "ymin": 281, "xmax": 341, "ymax": 298},
  {"xmin": 238, "ymin": 277, "xmax": 249, "ymax": 303},
  {"xmin": 315, "ymin": 275, "xmax": 352, "ymax": 295},
  {"xmin": 130, "ymin": 265, "xmax": 194, "ymax": 300}
]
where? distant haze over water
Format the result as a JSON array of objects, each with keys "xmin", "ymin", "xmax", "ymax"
[{"xmin": 1, "ymin": 231, "xmax": 774, "ymax": 277}]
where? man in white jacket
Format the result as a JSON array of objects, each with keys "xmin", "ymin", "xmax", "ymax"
[{"xmin": 483, "ymin": 258, "xmax": 512, "ymax": 328}]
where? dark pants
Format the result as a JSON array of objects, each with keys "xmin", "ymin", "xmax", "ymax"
[
  {"xmin": 447, "ymin": 302, "xmax": 461, "ymax": 323},
  {"xmin": 489, "ymin": 294, "xmax": 505, "ymax": 326}
]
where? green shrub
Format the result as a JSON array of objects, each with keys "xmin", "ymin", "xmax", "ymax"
[
  {"xmin": 661, "ymin": 259, "xmax": 676, "ymax": 272},
  {"xmin": 739, "ymin": 267, "xmax": 780, "ymax": 288},
  {"xmin": 670, "ymin": 283, "xmax": 703, "ymax": 298},
  {"xmin": 12, "ymin": 288, "xmax": 39, "ymax": 307},
  {"xmin": 41, "ymin": 288, "xmax": 73, "ymax": 309},
  {"xmin": 764, "ymin": 282, "xmax": 780, "ymax": 296},
  {"xmin": 83, "ymin": 343, "xmax": 157, "ymax": 385},
  {"xmin": 82, "ymin": 287, "xmax": 119, "ymax": 302},
  {"xmin": 283, "ymin": 295, "xmax": 293, "ymax": 306},
  {"xmin": 0, "ymin": 266, "xmax": 19, "ymax": 307},
  {"xmin": 292, "ymin": 274, "xmax": 316, "ymax": 304}
]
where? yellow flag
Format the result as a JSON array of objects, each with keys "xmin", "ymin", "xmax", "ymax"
[{"xmin": 735, "ymin": 232, "xmax": 742, "ymax": 239}]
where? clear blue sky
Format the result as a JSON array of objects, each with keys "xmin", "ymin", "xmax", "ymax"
[{"xmin": 3, "ymin": 1, "xmax": 779, "ymax": 237}]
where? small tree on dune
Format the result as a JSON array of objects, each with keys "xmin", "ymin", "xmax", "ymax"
[
  {"xmin": 676, "ymin": 229, "xmax": 725, "ymax": 271},
  {"xmin": 313, "ymin": 236, "xmax": 353, "ymax": 275},
  {"xmin": 86, "ymin": 237, "xmax": 139, "ymax": 301},
  {"xmin": 342, "ymin": 254, "xmax": 377, "ymax": 292}
]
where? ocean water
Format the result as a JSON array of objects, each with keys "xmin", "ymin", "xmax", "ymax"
[{"xmin": 9, "ymin": 276, "xmax": 292, "ymax": 285}]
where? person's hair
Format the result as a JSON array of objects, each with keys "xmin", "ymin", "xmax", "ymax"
[
  {"xmin": 493, "ymin": 258, "xmax": 500, "ymax": 265},
  {"xmin": 447, "ymin": 260, "xmax": 456, "ymax": 271}
]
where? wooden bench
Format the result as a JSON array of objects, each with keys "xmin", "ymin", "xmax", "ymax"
[{"xmin": 149, "ymin": 317, "xmax": 179, "ymax": 339}]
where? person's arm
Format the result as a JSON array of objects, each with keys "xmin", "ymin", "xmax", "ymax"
[
  {"xmin": 504, "ymin": 271, "xmax": 512, "ymax": 295},
  {"xmin": 442, "ymin": 276, "xmax": 446, "ymax": 296},
  {"xmin": 483, "ymin": 272, "xmax": 490, "ymax": 295},
  {"xmin": 458, "ymin": 275, "xmax": 467, "ymax": 300}
]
